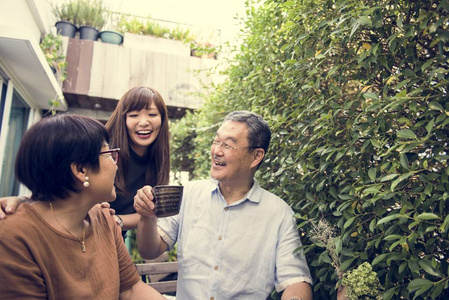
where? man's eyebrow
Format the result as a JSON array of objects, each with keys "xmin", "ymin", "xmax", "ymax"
[{"xmin": 214, "ymin": 132, "xmax": 237, "ymax": 143}]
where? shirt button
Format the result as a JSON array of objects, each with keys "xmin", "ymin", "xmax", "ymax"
[
  {"xmin": 218, "ymin": 236, "xmax": 223, "ymax": 240},
  {"xmin": 224, "ymin": 207, "xmax": 229, "ymax": 211},
  {"xmin": 214, "ymin": 266, "xmax": 218, "ymax": 270}
]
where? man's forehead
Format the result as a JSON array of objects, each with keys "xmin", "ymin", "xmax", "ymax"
[{"xmin": 216, "ymin": 121, "xmax": 248, "ymax": 139}]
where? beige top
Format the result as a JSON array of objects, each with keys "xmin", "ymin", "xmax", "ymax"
[{"xmin": 0, "ymin": 203, "xmax": 140, "ymax": 299}]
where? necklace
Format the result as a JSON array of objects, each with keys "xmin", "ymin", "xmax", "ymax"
[{"xmin": 49, "ymin": 202, "xmax": 86, "ymax": 253}]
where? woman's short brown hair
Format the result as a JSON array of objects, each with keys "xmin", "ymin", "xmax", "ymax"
[{"xmin": 15, "ymin": 114, "xmax": 109, "ymax": 201}]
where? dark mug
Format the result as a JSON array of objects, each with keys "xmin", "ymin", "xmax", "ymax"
[{"xmin": 153, "ymin": 185, "xmax": 183, "ymax": 218}]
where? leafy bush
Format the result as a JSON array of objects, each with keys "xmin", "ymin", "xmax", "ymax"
[{"xmin": 171, "ymin": 0, "xmax": 449, "ymax": 299}]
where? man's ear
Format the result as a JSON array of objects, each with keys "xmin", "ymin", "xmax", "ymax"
[
  {"xmin": 70, "ymin": 163, "xmax": 87, "ymax": 184},
  {"xmin": 251, "ymin": 149, "xmax": 265, "ymax": 169}
]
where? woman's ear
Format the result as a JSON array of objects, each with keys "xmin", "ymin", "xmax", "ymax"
[{"xmin": 70, "ymin": 163, "xmax": 87, "ymax": 185}]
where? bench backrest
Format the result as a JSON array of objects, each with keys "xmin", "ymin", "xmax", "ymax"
[{"xmin": 135, "ymin": 252, "xmax": 178, "ymax": 294}]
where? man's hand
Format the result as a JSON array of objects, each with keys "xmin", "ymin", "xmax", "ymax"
[
  {"xmin": 134, "ymin": 185, "xmax": 156, "ymax": 218},
  {"xmin": 0, "ymin": 196, "xmax": 26, "ymax": 220}
]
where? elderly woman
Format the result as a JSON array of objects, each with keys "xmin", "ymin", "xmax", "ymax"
[{"xmin": 0, "ymin": 114, "xmax": 166, "ymax": 300}]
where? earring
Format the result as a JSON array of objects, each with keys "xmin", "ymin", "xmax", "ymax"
[{"xmin": 83, "ymin": 176, "xmax": 90, "ymax": 188}]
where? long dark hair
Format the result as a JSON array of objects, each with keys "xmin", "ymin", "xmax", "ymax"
[{"xmin": 105, "ymin": 87, "xmax": 170, "ymax": 194}]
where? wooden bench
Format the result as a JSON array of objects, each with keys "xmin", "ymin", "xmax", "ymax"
[{"xmin": 136, "ymin": 252, "xmax": 178, "ymax": 294}]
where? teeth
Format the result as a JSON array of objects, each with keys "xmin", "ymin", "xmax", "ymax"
[
  {"xmin": 215, "ymin": 161, "xmax": 226, "ymax": 166},
  {"xmin": 137, "ymin": 130, "xmax": 152, "ymax": 135}
]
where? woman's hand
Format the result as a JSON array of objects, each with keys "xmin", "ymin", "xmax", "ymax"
[
  {"xmin": 0, "ymin": 196, "xmax": 27, "ymax": 219},
  {"xmin": 134, "ymin": 185, "xmax": 156, "ymax": 218}
]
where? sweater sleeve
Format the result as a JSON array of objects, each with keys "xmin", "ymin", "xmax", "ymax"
[
  {"xmin": 0, "ymin": 213, "xmax": 47, "ymax": 299},
  {"xmin": 105, "ymin": 209, "xmax": 141, "ymax": 293}
]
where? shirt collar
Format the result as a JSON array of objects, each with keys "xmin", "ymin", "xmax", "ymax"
[{"xmin": 210, "ymin": 178, "xmax": 263, "ymax": 204}]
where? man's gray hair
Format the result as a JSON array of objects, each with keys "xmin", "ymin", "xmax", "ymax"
[{"xmin": 224, "ymin": 111, "xmax": 271, "ymax": 154}]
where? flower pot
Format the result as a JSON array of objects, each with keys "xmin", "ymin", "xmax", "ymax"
[
  {"xmin": 55, "ymin": 21, "xmax": 77, "ymax": 38},
  {"xmin": 99, "ymin": 31, "xmax": 124, "ymax": 45},
  {"xmin": 78, "ymin": 25, "xmax": 99, "ymax": 41}
]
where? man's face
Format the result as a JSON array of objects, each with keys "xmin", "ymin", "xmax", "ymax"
[{"xmin": 210, "ymin": 121, "xmax": 256, "ymax": 186}]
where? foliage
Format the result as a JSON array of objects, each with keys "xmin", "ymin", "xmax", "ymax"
[
  {"xmin": 309, "ymin": 219, "xmax": 344, "ymax": 280},
  {"xmin": 51, "ymin": 0, "xmax": 80, "ymax": 24},
  {"xmin": 170, "ymin": 110, "xmax": 197, "ymax": 182},
  {"xmin": 76, "ymin": 0, "xmax": 108, "ymax": 30},
  {"xmin": 40, "ymin": 34, "xmax": 67, "ymax": 115},
  {"xmin": 117, "ymin": 16, "xmax": 217, "ymax": 57},
  {"xmin": 342, "ymin": 262, "xmax": 383, "ymax": 300},
  {"xmin": 170, "ymin": 0, "xmax": 449, "ymax": 299}
]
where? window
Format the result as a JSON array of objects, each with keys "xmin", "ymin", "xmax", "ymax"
[{"xmin": 0, "ymin": 91, "xmax": 29, "ymax": 197}]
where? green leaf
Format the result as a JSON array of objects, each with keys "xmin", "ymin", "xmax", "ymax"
[
  {"xmin": 380, "ymin": 174, "xmax": 399, "ymax": 182},
  {"xmin": 339, "ymin": 258, "xmax": 356, "ymax": 271},
  {"xmin": 384, "ymin": 234, "xmax": 402, "ymax": 241},
  {"xmin": 400, "ymin": 153, "xmax": 409, "ymax": 170},
  {"xmin": 418, "ymin": 260, "xmax": 442, "ymax": 277},
  {"xmin": 391, "ymin": 172, "xmax": 413, "ymax": 191},
  {"xmin": 334, "ymin": 237, "xmax": 342, "ymax": 255},
  {"xmin": 425, "ymin": 118, "xmax": 435, "ymax": 134},
  {"xmin": 383, "ymin": 287, "xmax": 398, "ymax": 300},
  {"xmin": 358, "ymin": 16, "xmax": 372, "ymax": 26},
  {"xmin": 408, "ymin": 278, "xmax": 433, "ymax": 292},
  {"xmin": 397, "ymin": 129, "xmax": 417, "ymax": 139},
  {"xmin": 402, "ymin": 68, "xmax": 416, "ymax": 77},
  {"xmin": 372, "ymin": 253, "xmax": 388, "ymax": 265},
  {"xmin": 344, "ymin": 217, "xmax": 356, "ymax": 229},
  {"xmin": 377, "ymin": 214, "xmax": 404, "ymax": 225},
  {"xmin": 368, "ymin": 168, "xmax": 376, "ymax": 181},
  {"xmin": 363, "ymin": 92, "xmax": 378, "ymax": 99},
  {"xmin": 416, "ymin": 213, "xmax": 440, "ymax": 220},
  {"xmin": 428, "ymin": 101, "xmax": 443, "ymax": 111}
]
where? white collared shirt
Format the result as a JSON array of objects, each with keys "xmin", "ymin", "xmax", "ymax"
[{"xmin": 157, "ymin": 179, "xmax": 312, "ymax": 299}]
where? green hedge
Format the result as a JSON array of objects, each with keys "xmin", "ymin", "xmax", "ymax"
[{"xmin": 171, "ymin": 0, "xmax": 449, "ymax": 298}]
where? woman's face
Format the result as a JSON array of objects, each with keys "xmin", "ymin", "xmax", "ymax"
[
  {"xmin": 88, "ymin": 144, "xmax": 118, "ymax": 202},
  {"xmin": 125, "ymin": 103, "xmax": 162, "ymax": 157}
]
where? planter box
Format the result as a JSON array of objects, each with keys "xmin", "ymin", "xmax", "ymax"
[{"xmin": 123, "ymin": 33, "xmax": 190, "ymax": 57}]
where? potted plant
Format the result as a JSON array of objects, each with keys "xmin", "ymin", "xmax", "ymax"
[
  {"xmin": 40, "ymin": 34, "xmax": 67, "ymax": 86},
  {"xmin": 99, "ymin": 12, "xmax": 123, "ymax": 45},
  {"xmin": 40, "ymin": 34, "xmax": 67, "ymax": 115},
  {"xmin": 51, "ymin": 1, "xmax": 79, "ymax": 38},
  {"xmin": 76, "ymin": 0, "xmax": 108, "ymax": 41}
]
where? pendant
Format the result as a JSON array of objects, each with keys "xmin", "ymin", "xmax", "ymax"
[{"xmin": 81, "ymin": 241, "xmax": 86, "ymax": 253}]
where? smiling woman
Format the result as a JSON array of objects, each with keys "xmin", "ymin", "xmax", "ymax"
[
  {"xmin": 105, "ymin": 86, "xmax": 170, "ymax": 237},
  {"xmin": 0, "ymin": 114, "xmax": 166, "ymax": 299}
]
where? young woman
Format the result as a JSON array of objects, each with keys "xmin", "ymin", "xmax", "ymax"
[
  {"xmin": 106, "ymin": 86, "xmax": 170, "ymax": 237},
  {"xmin": 0, "ymin": 114, "xmax": 166, "ymax": 299},
  {"xmin": 0, "ymin": 86, "xmax": 171, "ymax": 238}
]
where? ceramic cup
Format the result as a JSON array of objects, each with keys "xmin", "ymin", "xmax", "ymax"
[{"xmin": 153, "ymin": 185, "xmax": 184, "ymax": 218}]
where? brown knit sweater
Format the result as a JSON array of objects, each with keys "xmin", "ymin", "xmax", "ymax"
[{"xmin": 0, "ymin": 203, "xmax": 140, "ymax": 299}]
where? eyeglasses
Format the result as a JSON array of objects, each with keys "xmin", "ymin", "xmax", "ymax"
[
  {"xmin": 99, "ymin": 148, "xmax": 120, "ymax": 164},
  {"xmin": 211, "ymin": 140, "xmax": 260, "ymax": 151}
]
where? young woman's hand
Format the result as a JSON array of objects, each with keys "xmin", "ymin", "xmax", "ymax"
[{"xmin": 0, "ymin": 196, "xmax": 27, "ymax": 219}]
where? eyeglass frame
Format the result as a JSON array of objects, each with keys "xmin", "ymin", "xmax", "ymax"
[
  {"xmin": 99, "ymin": 148, "xmax": 120, "ymax": 164},
  {"xmin": 211, "ymin": 140, "xmax": 261, "ymax": 151}
]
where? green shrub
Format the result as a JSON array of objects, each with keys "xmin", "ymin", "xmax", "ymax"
[{"xmin": 171, "ymin": 0, "xmax": 449, "ymax": 299}]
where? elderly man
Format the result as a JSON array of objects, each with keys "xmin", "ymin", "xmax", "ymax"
[{"xmin": 134, "ymin": 111, "xmax": 312, "ymax": 300}]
